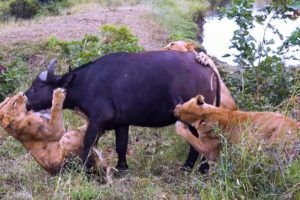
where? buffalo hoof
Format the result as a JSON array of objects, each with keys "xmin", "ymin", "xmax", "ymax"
[
  {"xmin": 180, "ymin": 165, "xmax": 192, "ymax": 172},
  {"xmin": 198, "ymin": 162, "xmax": 209, "ymax": 174},
  {"xmin": 116, "ymin": 162, "xmax": 128, "ymax": 171}
]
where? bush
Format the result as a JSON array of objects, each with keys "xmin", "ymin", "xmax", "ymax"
[
  {"xmin": 36, "ymin": 0, "xmax": 71, "ymax": 16},
  {"xmin": 0, "ymin": 2, "xmax": 10, "ymax": 21},
  {"xmin": 197, "ymin": 133, "xmax": 300, "ymax": 199},
  {"xmin": 219, "ymin": 0, "xmax": 300, "ymax": 111},
  {"xmin": 8, "ymin": 0, "xmax": 39, "ymax": 19},
  {"xmin": 0, "ymin": 63, "xmax": 28, "ymax": 101},
  {"xmin": 48, "ymin": 25, "xmax": 144, "ymax": 68},
  {"xmin": 100, "ymin": 24, "xmax": 144, "ymax": 55}
]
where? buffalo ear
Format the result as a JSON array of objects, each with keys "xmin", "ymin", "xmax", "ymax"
[
  {"xmin": 196, "ymin": 95, "xmax": 205, "ymax": 106},
  {"xmin": 57, "ymin": 73, "xmax": 74, "ymax": 88}
]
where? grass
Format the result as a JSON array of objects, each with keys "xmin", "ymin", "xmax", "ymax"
[
  {"xmin": 0, "ymin": 123, "xmax": 299, "ymax": 199},
  {"xmin": 0, "ymin": 39, "xmax": 299, "ymax": 200},
  {"xmin": 150, "ymin": 0, "xmax": 204, "ymax": 42}
]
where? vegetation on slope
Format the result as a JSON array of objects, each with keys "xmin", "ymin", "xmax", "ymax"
[{"xmin": 0, "ymin": 0, "xmax": 299, "ymax": 199}]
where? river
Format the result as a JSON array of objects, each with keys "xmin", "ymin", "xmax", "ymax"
[{"xmin": 202, "ymin": 1, "xmax": 300, "ymax": 67}]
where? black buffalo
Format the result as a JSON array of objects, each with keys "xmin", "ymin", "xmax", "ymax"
[{"xmin": 25, "ymin": 51, "xmax": 220, "ymax": 172}]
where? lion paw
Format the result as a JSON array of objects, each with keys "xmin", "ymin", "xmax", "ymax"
[
  {"xmin": 196, "ymin": 52, "xmax": 214, "ymax": 67},
  {"xmin": 175, "ymin": 120, "xmax": 188, "ymax": 131},
  {"xmin": 53, "ymin": 88, "xmax": 66, "ymax": 106}
]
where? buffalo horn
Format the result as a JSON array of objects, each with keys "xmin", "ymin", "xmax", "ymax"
[
  {"xmin": 47, "ymin": 59, "xmax": 57, "ymax": 75},
  {"xmin": 38, "ymin": 59, "xmax": 57, "ymax": 81}
]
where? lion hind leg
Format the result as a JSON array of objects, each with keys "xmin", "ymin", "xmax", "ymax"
[{"xmin": 92, "ymin": 147, "xmax": 113, "ymax": 184}]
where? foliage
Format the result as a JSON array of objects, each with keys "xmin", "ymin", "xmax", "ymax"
[
  {"xmin": 8, "ymin": 0, "xmax": 39, "ymax": 19},
  {"xmin": 36, "ymin": 0, "xmax": 71, "ymax": 16},
  {"xmin": 219, "ymin": 0, "xmax": 300, "ymax": 111},
  {"xmin": 0, "ymin": 63, "xmax": 28, "ymax": 102},
  {"xmin": 0, "ymin": 2, "xmax": 10, "ymax": 21},
  {"xmin": 100, "ymin": 25, "xmax": 144, "ymax": 55},
  {"xmin": 0, "ymin": 0, "xmax": 71, "ymax": 21},
  {"xmin": 198, "ymin": 132, "xmax": 300, "ymax": 199},
  {"xmin": 48, "ymin": 25, "xmax": 144, "ymax": 68},
  {"xmin": 151, "ymin": 0, "xmax": 203, "ymax": 41}
]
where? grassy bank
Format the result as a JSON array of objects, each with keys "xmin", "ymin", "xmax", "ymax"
[{"xmin": 0, "ymin": 1, "xmax": 299, "ymax": 199}]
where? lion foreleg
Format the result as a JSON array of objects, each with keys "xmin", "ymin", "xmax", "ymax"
[
  {"xmin": 175, "ymin": 121, "xmax": 219, "ymax": 161},
  {"xmin": 49, "ymin": 88, "xmax": 66, "ymax": 133}
]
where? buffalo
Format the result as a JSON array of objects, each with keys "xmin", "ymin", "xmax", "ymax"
[{"xmin": 24, "ymin": 51, "xmax": 220, "ymax": 172}]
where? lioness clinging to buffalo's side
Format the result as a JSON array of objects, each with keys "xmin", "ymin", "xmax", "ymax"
[
  {"xmin": 174, "ymin": 95, "xmax": 299, "ymax": 161},
  {"xmin": 0, "ymin": 89, "xmax": 112, "ymax": 182},
  {"xmin": 163, "ymin": 40, "xmax": 237, "ymax": 111}
]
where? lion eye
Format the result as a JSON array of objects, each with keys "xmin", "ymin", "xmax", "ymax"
[{"xmin": 199, "ymin": 119, "xmax": 206, "ymax": 125}]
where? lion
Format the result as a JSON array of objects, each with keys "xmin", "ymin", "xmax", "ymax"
[
  {"xmin": 163, "ymin": 40, "xmax": 237, "ymax": 111},
  {"xmin": 174, "ymin": 95, "xmax": 300, "ymax": 161},
  {"xmin": 0, "ymin": 89, "xmax": 112, "ymax": 183}
]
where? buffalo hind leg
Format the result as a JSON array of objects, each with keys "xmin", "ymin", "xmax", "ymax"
[{"xmin": 115, "ymin": 126, "xmax": 129, "ymax": 171}]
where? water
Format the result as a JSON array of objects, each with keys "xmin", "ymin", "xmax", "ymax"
[{"xmin": 202, "ymin": 2, "xmax": 300, "ymax": 67}]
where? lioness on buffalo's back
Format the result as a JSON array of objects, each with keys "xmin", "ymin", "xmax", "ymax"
[
  {"xmin": 163, "ymin": 40, "xmax": 237, "ymax": 111},
  {"xmin": 24, "ymin": 51, "xmax": 221, "ymax": 171}
]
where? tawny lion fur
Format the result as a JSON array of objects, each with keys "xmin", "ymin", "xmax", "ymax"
[
  {"xmin": 163, "ymin": 40, "xmax": 237, "ymax": 111},
  {"xmin": 174, "ymin": 95, "xmax": 299, "ymax": 161},
  {"xmin": 0, "ymin": 89, "xmax": 112, "ymax": 182}
]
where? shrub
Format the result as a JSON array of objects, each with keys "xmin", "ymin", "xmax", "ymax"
[
  {"xmin": 36, "ymin": 0, "xmax": 71, "ymax": 16},
  {"xmin": 0, "ymin": 63, "xmax": 28, "ymax": 102},
  {"xmin": 219, "ymin": 0, "xmax": 300, "ymax": 111},
  {"xmin": 0, "ymin": 2, "xmax": 10, "ymax": 21},
  {"xmin": 197, "ymin": 133, "xmax": 300, "ymax": 199},
  {"xmin": 8, "ymin": 0, "xmax": 39, "ymax": 19},
  {"xmin": 48, "ymin": 25, "xmax": 144, "ymax": 68},
  {"xmin": 100, "ymin": 24, "xmax": 144, "ymax": 55}
]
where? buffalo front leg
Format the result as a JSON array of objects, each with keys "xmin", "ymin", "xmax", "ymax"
[
  {"xmin": 177, "ymin": 121, "xmax": 210, "ymax": 173},
  {"xmin": 115, "ymin": 126, "xmax": 129, "ymax": 170},
  {"xmin": 181, "ymin": 123, "xmax": 199, "ymax": 172},
  {"xmin": 81, "ymin": 119, "xmax": 104, "ymax": 168}
]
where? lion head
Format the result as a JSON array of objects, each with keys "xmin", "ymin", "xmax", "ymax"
[
  {"xmin": 163, "ymin": 41, "xmax": 196, "ymax": 52},
  {"xmin": 0, "ymin": 93, "xmax": 27, "ymax": 128}
]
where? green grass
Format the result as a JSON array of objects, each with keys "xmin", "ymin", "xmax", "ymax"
[{"xmin": 1, "ymin": 124, "xmax": 299, "ymax": 199}]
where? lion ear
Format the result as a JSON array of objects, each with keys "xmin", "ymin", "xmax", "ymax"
[
  {"xmin": 1, "ymin": 115, "xmax": 11, "ymax": 128},
  {"xmin": 196, "ymin": 95, "xmax": 205, "ymax": 106},
  {"xmin": 186, "ymin": 43, "xmax": 196, "ymax": 52}
]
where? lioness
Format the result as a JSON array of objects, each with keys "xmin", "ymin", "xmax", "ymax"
[
  {"xmin": 163, "ymin": 40, "xmax": 237, "ymax": 111},
  {"xmin": 0, "ymin": 89, "xmax": 112, "ymax": 182},
  {"xmin": 174, "ymin": 95, "xmax": 299, "ymax": 161}
]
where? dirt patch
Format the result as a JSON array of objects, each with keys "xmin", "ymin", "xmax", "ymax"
[{"xmin": 0, "ymin": 4, "xmax": 168, "ymax": 50}]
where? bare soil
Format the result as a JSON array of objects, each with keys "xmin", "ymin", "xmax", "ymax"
[{"xmin": 0, "ymin": 4, "xmax": 168, "ymax": 50}]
